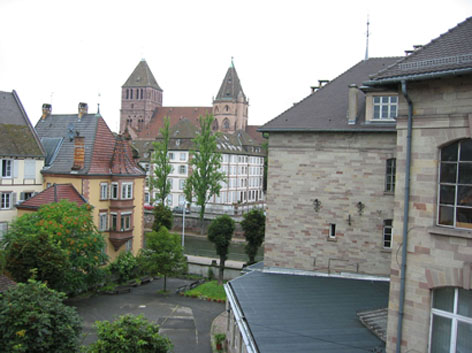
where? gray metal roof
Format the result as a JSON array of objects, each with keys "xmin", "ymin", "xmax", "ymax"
[
  {"xmin": 228, "ymin": 271, "xmax": 389, "ymax": 353},
  {"xmin": 259, "ymin": 58, "xmax": 400, "ymax": 133},
  {"xmin": 123, "ymin": 59, "xmax": 162, "ymax": 90},
  {"xmin": 214, "ymin": 63, "xmax": 247, "ymax": 102}
]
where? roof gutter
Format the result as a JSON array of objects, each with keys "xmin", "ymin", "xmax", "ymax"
[
  {"xmin": 396, "ymin": 80, "xmax": 413, "ymax": 353},
  {"xmin": 224, "ymin": 282, "xmax": 259, "ymax": 353},
  {"xmin": 364, "ymin": 67, "xmax": 472, "ymax": 86}
]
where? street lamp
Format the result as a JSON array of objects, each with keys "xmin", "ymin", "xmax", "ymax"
[{"xmin": 181, "ymin": 200, "xmax": 188, "ymax": 248}]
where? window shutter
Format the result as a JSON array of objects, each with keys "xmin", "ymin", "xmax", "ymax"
[
  {"xmin": 24, "ymin": 160, "xmax": 36, "ymax": 179},
  {"xmin": 13, "ymin": 160, "xmax": 19, "ymax": 178},
  {"xmin": 0, "ymin": 160, "xmax": 3, "ymax": 177},
  {"xmin": 11, "ymin": 193, "xmax": 16, "ymax": 208},
  {"xmin": 19, "ymin": 192, "xmax": 25, "ymax": 201}
]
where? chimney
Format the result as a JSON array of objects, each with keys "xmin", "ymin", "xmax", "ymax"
[
  {"xmin": 78, "ymin": 102, "xmax": 88, "ymax": 120},
  {"xmin": 347, "ymin": 84, "xmax": 359, "ymax": 125},
  {"xmin": 41, "ymin": 103, "xmax": 52, "ymax": 120},
  {"xmin": 71, "ymin": 135, "xmax": 85, "ymax": 170}
]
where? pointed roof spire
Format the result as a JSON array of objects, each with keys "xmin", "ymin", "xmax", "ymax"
[
  {"xmin": 215, "ymin": 59, "xmax": 246, "ymax": 102},
  {"xmin": 365, "ymin": 15, "xmax": 370, "ymax": 61},
  {"xmin": 123, "ymin": 59, "xmax": 162, "ymax": 90}
]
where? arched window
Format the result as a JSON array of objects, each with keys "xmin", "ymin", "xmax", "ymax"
[
  {"xmin": 223, "ymin": 118, "xmax": 230, "ymax": 130},
  {"xmin": 130, "ymin": 89, "xmax": 133, "ymax": 99},
  {"xmin": 140, "ymin": 89, "xmax": 144, "ymax": 100},
  {"xmin": 126, "ymin": 89, "xmax": 129, "ymax": 99},
  {"xmin": 225, "ymin": 105, "xmax": 229, "ymax": 112},
  {"xmin": 430, "ymin": 287, "xmax": 472, "ymax": 352},
  {"xmin": 438, "ymin": 139, "xmax": 472, "ymax": 229},
  {"xmin": 215, "ymin": 106, "xmax": 219, "ymax": 113},
  {"xmin": 212, "ymin": 119, "xmax": 219, "ymax": 131}
]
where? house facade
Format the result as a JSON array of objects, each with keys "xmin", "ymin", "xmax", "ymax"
[
  {"xmin": 35, "ymin": 103, "xmax": 145, "ymax": 260},
  {"xmin": 0, "ymin": 91, "xmax": 45, "ymax": 239}
]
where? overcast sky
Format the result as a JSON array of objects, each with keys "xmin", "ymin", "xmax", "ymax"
[{"xmin": 1, "ymin": 0, "xmax": 471, "ymax": 132}]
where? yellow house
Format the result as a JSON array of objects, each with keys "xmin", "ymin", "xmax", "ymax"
[{"xmin": 35, "ymin": 103, "xmax": 145, "ymax": 261}]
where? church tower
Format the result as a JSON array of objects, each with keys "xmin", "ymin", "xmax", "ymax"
[
  {"xmin": 120, "ymin": 59, "xmax": 163, "ymax": 134},
  {"xmin": 213, "ymin": 59, "xmax": 248, "ymax": 133}
]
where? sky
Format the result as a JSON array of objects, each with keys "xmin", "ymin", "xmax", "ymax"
[{"xmin": 1, "ymin": 0, "xmax": 472, "ymax": 132}]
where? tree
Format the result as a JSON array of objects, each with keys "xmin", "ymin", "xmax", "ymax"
[
  {"xmin": 0, "ymin": 279, "xmax": 82, "ymax": 353},
  {"xmin": 184, "ymin": 114, "xmax": 226, "ymax": 233},
  {"xmin": 152, "ymin": 203, "xmax": 173, "ymax": 231},
  {"xmin": 208, "ymin": 215, "xmax": 235, "ymax": 284},
  {"xmin": 141, "ymin": 228, "xmax": 186, "ymax": 291},
  {"xmin": 2, "ymin": 200, "xmax": 108, "ymax": 294},
  {"xmin": 149, "ymin": 117, "xmax": 172, "ymax": 206},
  {"xmin": 86, "ymin": 314, "xmax": 172, "ymax": 353},
  {"xmin": 241, "ymin": 209, "xmax": 266, "ymax": 264}
]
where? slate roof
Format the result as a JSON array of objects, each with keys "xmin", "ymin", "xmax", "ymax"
[
  {"xmin": 259, "ymin": 57, "xmax": 400, "ymax": 133},
  {"xmin": 0, "ymin": 275, "xmax": 16, "ymax": 293},
  {"xmin": 0, "ymin": 91, "xmax": 45, "ymax": 158},
  {"xmin": 371, "ymin": 16, "xmax": 472, "ymax": 81},
  {"xmin": 16, "ymin": 183, "xmax": 87, "ymax": 210},
  {"xmin": 215, "ymin": 63, "xmax": 247, "ymax": 102},
  {"xmin": 36, "ymin": 113, "xmax": 144, "ymax": 177},
  {"xmin": 228, "ymin": 271, "xmax": 389, "ymax": 353},
  {"xmin": 123, "ymin": 59, "xmax": 162, "ymax": 90}
]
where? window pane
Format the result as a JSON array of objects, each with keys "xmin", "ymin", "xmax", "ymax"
[
  {"xmin": 458, "ymin": 288, "xmax": 472, "ymax": 318},
  {"xmin": 373, "ymin": 96, "xmax": 380, "ymax": 103},
  {"xmin": 390, "ymin": 96, "xmax": 398, "ymax": 103},
  {"xmin": 440, "ymin": 185, "xmax": 455, "ymax": 205},
  {"xmin": 390, "ymin": 105, "xmax": 397, "ymax": 118},
  {"xmin": 456, "ymin": 207, "xmax": 472, "ymax": 229},
  {"xmin": 440, "ymin": 163, "xmax": 457, "ymax": 183},
  {"xmin": 374, "ymin": 106, "xmax": 380, "ymax": 118},
  {"xmin": 430, "ymin": 315, "xmax": 451, "ymax": 353},
  {"xmin": 441, "ymin": 142, "xmax": 459, "ymax": 162},
  {"xmin": 439, "ymin": 206, "xmax": 454, "ymax": 226},
  {"xmin": 433, "ymin": 287, "xmax": 455, "ymax": 311},
  {"xmin": 382, "ymin": 105, "xmax": 388, "ymax": 118},
  {"xmin": 458, "ymin": 186, "xmax": 472, "ymax": 206},
  {"xmin": 457, "ymin": 322, "xmax": 472, "ymax": 353},
  {"xmin": 459, "ymin": 163, "xmax": 472, "ymax": 184},
  {"xmin": 381, "ymin": 96, "xmax": 389, "ymax": 103},
  {"xmin": 460, "ymin": 139, "xmax": 472, "ymax": 161}
]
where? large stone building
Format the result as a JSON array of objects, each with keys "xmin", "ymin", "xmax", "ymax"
[
  {"xmin": 0, "ymin": 90, "xmax": 45, "ymax": 238},
  {"xmin": 35, "ymin": 103, "xmax": 145, "ymax": 260}
]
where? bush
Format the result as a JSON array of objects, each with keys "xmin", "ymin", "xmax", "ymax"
[
  {"xmin": 109, "ymin": 251, "xmax": 137, "ymax": 283},
  {"xmin": 0, "ymin": 279, "xmax": 82, "ymax": 353},
  {"xmin": 86, "ymin": 314, "xmax": 172, "ymax": 353},
  {"xmin": 152, "ymin": 204, "xmax": 173, "ymax": 231}
]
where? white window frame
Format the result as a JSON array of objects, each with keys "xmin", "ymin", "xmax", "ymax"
[
  {"xmin": 110, "ymin": 213, "xmax": 118, "ymax": 231},
  {"xmin": 179, "ymin": 179, "xmax": 185, "ymax": 191},
  {"xmin": 179, "ymin": 165, "xmax": 186, "ymax": 174},
  {"xmin": 1, "ymin": 159, "xmax": 12, "ymax": 178},
  {"xmin": 180, "ymin": 152, "xmax": 186, "ymax": 161},
  {"xmin": 383, "ymin": 219, "xmax": 393, "ymax": 248},
  {"xmin": 373, "ymin": 95, "xmax": 398, "ymax": 120},
  {"xmin": 385, "ymin": 158, "xmax": 396, "ymax": 193},
  {"xmin": 1, "ymin": 192, "xmax": 12, "ymax": 209},
  {"xmin": 429, "ymin": 288, "xmax": 472, "ymax": 352},
  {"xmin": 168, "ymin": 152, "xmax": 174, "ymax": 160},
  {"xmin": 99, "ymin": 212, "xmax": 108, "ymax": 231},
  {"xmin": 144, "ymin": 192, "xmax": 150, "ymax": 204},
  {"xmin": 121, "ymin": 182, "xmax": 133, "ymax": 200},
  {"xmin": 329, "ymin": 224, "xmax": 336, "ymax": 239},
  {"xmin": 100, "ymin": 183, "xmax": 108, "ymax": 200},
  {"xmin": 120, "ymin": 212, "xmax": 132, "ymax": 231},
  {"xmin": 111, "ymin": 182, "xmax": 119, "ymax": 200}
]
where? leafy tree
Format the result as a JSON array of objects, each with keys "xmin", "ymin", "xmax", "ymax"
[
  {"xmin": 241, "ymin": 209, "xmax": 266, "ymax": 264},
  {"xmin": 0, "ymin": 279, "xmax": 82, "ymax": 353},
  {"xmin": 152, "ymin": 203, "xmax": 173, "ymax": 231},
  {"xmin": 109, "ymin": 251, "xmax": 138, "ymax": 284},
  {"xmin": 86, "ymin": 314, "xmax": 172, "ymax": 353},
  {"xmin": 149, "ymin": 117, "xmax": 172, "ymax": 206},
  {"xmin": 208, "ymin": 215, "xmax": 235, "ymax": 284},
  {"xmin": 2, "ymin": 200, "xmax": 108, "ymax": 294},
  {"xmin": 141, "ymin": 228, "xmax": 186, "ymax": 291},
  {"xmin": 184, "ymin": 114, "xmax": 226, "ymax": 233}
]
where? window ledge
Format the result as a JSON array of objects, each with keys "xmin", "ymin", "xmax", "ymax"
[
  {"xmin": 327, "ymin": 237, "xmax": 337, "ymax": 242},
  {"xmin": 383, "ymin": 191, "xmax": 395, "ymax": 196},
  {"xmin": 381, "ymin": 248, "xmax": 392, "ymax": 253},
  {"xmin": 428, "ymin": 226, "xmax": 472, "ymax": 240}
]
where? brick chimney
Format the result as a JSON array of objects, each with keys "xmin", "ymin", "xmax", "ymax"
[
  {"xmin": 78, "ymin": 102, "xmax": 88, "ymax": 120},
  {"xmin": 71, "ymin": 135, "xmax": 85, "ymax": 170},
  {"xmin": 347, "ymin": 84, "xmax": 359, "ymax": 125},
  {"xmin": 41, "ymin": 103, "xmax": 52, "ymax": 120}
]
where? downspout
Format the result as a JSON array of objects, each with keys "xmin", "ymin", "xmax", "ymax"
[{"xmin": 396, "ymin": 80, "xmax": 413, "ymax": 353}]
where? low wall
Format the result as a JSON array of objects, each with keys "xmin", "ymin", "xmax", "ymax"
[{"xmin": 187, "ymin": 262, "xmax": 242, "ymax": 281}]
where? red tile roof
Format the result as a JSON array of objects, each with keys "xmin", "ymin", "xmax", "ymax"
[
  {"xmin": 111, "ymin": 136, "xmax": 143, "ymax": 175},
  {"xmin": 16, "ymin": 184, "xmax": 87, "ymax": 210}
]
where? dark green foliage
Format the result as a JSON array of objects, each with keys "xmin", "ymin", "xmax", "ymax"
[
  {"xmin": 0, "ymin": 279, "xmax": 82, "ymax": 353},
  {"xmin": 86, "ymin": 314, "xmax": 172, "ymax": 353},
  {"xmin": 2, "ymin": 200, "xmax": 108, "ymax": 294},
  {"xmin": 141, "ymin": 228, "xmax": 186, "ymax": 291},
  {"xmin": 241, "ymin": 209, "xmax": 266, "ymax": 264},
  {"xmin": 152, "ymin": 203, "xmax": 173, "ymax": 231},
  {"xmin": 207, "ymin": 215, "xmax": 235, "ymax": 284},
  {"xmin": 109, "ymin": 251, "xmax": 138, "ymax": 284}
]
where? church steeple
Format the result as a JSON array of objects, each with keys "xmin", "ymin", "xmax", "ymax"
[
  {"xmin": 213, "ymin": 59, "xmax": 249, "ymax": 132},
  {"xmin": 120, "ymin": 59, "xmax": 163, "ymax": 135}
]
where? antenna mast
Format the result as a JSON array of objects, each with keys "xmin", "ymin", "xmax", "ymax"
[{"xmin": 365, "ymin": 15, "xmax": 370, "ymax": 60}]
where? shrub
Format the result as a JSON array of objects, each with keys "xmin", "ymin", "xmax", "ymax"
[
  {"xmin": 86, "ymin": 314, "xmax": 172, "ymax": 353},
  {"xmin": 152, "ymin": 204, "xmax": 173, "ymax": 231},
  {"xmin": 109, "ymin": 251, "xmax": 137, "ymax": 283},
  {"xmin": 0, "ymin": 279, "xmax": 82, "ymax": 353}
]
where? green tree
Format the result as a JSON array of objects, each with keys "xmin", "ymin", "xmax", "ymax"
[
  {"xmin": 241, "ymin": 209, "xmax": 266, "ymax": 264},
  {"xmin": 152, "ymin": 203, "xmax": 173, "ymax": 231},
  {"xmin": 2, "ymin": 200, "xmax": 108, "ymax": 294},
  {"xmin": 86, "ymin": 314, "xmax": 172, "ymax": 353},
  {"xmin": 0, "ymin": 279, "xmax": 82, "ymax": 353},
  {"xmin": 109, "ymin": 251, "xmax": 138, "ymax": 284},
  {"xmin": 184, "ymin": 114, "xmax": 226, "ymax": 233},
  {"xmin": 142, "ymin": 228, "xmax": 186, "ymax": 291},
  {"xmin": 208, "ymin": 215, "xmax": 235, "ymax": 284},
  {"xmin": 149, "ymin": 117, "xmax": 172, "ymax": 206}
]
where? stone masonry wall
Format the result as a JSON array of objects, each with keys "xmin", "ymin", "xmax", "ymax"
[
  {"xmin": 385, "ymin": 77, "xmax": 472, "ymax": 352},
  {"xmin": 264, "ymin": 131, "xmax": 396, "ymax": 276}
]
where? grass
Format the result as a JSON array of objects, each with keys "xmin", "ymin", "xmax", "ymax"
[{"xmin": 184, "ymin": 280, "xmax": 226, "ymax": 302}]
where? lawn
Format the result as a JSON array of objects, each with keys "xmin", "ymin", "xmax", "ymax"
[{"xmin": 184, "ymin": 280, "xmax": 226, "ymax": 301}]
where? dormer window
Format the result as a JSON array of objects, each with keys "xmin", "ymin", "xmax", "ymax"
[{"xmin": 373, "ymin": 95, "xmax": 398, "ymax": 120}]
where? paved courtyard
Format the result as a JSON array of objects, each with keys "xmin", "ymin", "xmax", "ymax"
[{"xmin": 70, "ymin": 277, "xmax": 225, "ymax": 353}]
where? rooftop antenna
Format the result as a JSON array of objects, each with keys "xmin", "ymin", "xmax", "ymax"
[
  {"xmin": 231, "ymin": 56, "xmax": 234, "ymax": 68},
  {"xmin": 97, "ymin": 92, "xmax": 101, "ymax": 115},
  {"xmin": 365, "ymin": 15, "xmax": 370, "ymax": 61},
  {"xmin": 50, "ymin": 92, "xmax": 54, "ymax": 105}
]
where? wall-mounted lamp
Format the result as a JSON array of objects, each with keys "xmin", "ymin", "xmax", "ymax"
[
  {"xmin": 348, "ymin": 214, "xmax": 352, "ymax": 226},
  {"xmin": 357, "ymin": 201, "xmax": 365, "ymax": 215},
  {"xmin": 313, "ymin": 199, "xmax": 321, "ymax": 212}
]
